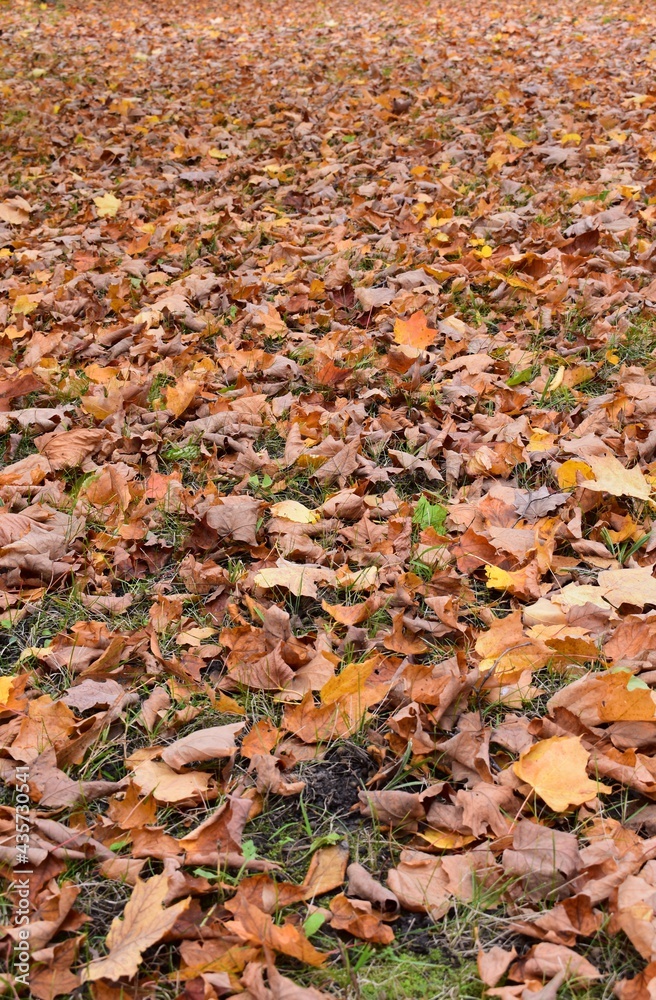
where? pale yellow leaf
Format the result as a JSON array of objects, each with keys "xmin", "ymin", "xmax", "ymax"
[
  {"xmin": 513, "ymin": 735, "xmax": 611, "ymax": 812},
  {"xmin": 94, "ymin": 192, "xmax": 122, "ymax": 218},
  {"xmin": 269, "ymin": 500, "xmax": 319, "ymax": 523}
]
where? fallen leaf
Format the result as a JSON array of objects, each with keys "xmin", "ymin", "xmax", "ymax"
[
  {"xmin": 303, "ymin": 843, "xmax": 350, "ymax": 896},
  {"xmin": 269, "ymin": 500, "xmax": 320, "ymax": 523},
  {"xmin": 93, "ymin": 192, "xmax": 121, "ymax": 218},
  {"xmin": 329, "ymin": 893, "xmax": 394, "ymax": 944},
  {"xmin": 583, "ymin": 453, "xmax": 651, "ymax": 501},
  {"xmin": 161, "ymin": 721, "xmax": 246, "ymax": 769},
  {"xmin": 393, "ymin": 311, "xmax": 436, "ymax": 350},
  {"xmin": 513, "ymin": 736, "xmax": 611, "ymax": 812},
  {"xmin": 83, "ymin": 874, "xmax": 190, "ymax": 981},
  {"xmin": 254, "ymin": 560, "xmax": 337, "ymax": 598}
]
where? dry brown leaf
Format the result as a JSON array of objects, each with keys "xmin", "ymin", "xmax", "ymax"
[
  {"xmin": 477, "ymin": 946, "xmax": 518, "ymax": 987},
  {"xmin": 161, "ymin": 721, "xmax": 245, "ymax": 770},
  {"xmin": 547, "ymin": 671, "xmax": 656, "ymax": 725},
  {"xmin": 131, "ymin": 759, "xmax": 213, "ymax": 804},
  {"xmin": 303, "ymin": 843, "xmax": 349, "ymax": 896},
  {"xmin": 328, "ymin": 892, "xmax": 395, "ymax": 944},
  {"xmin": 346, "ymin": 862, "xmax": 399, "ymax": 912},
  {"xmin": 37, "ymin": 428, "xmax": 109, "ymax": 470},
  {"xmin": 83, "ymin": 873, "xmax": 190, "ymax": 981},
  {"xmin": 386, "ymin": 850, "xmax": 451, "ymax": 918}
]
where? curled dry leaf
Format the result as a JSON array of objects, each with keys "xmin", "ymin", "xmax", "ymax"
[
  {"xmin": 328, "ymin": 892, "xmax": 395, "ymax": 944},
  {"xmin": 161, "ymin": 721, "xmax": 246, "ymax": 770},
  {"xmin": 346, "ymin": 862, "xmax": 399, "ymax": 913}
]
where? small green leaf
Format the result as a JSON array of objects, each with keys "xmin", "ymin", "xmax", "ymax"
[
  {"xmin": 627, "ymin": 674, "xmax": 650, "ymax": 691},
  {"xmin": 507, "ymin": 367, "xmax": 533, "ymax": 386},
  {"xmin": 303, "ymin": 912, "xmax": 327, "ymax": 938},
  {"xmin": 110, "ymin": 839, "xmax": 131, "ymax": 853},
  {"xmin": 308, "ymin": 832, "xmax": 342, "ymax": 853},
  {"xmin": 242, "ymin": 839, "xmax": 257, "ymax": 860},
  {"xmin": 193, "ymin": 867, "xmax": 219, "ymax": 879},
  {"xmin": 413, "ymin": 495, "xmax": 447, "ymax": 532}
]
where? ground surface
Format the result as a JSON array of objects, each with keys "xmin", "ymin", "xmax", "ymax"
[{"xmin": 2, "ymin": 0, "xmax": 656, "ymax": 997}]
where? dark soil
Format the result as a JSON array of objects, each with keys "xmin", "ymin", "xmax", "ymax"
[{"xmin": 302, "ymin": 742, "xmax": 375, "ymax": 816}]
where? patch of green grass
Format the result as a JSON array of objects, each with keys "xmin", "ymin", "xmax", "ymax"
[
  {"xmin": 536, "ymin": 384, "xmax": 577, "ymax": 411},
  {"xmin": 309, "ymin": 945, "xmax": 484, "ymax": 1000},
  {"xmin": 609, "ymin": 320, "xmax": 656, "ymax": 367}
]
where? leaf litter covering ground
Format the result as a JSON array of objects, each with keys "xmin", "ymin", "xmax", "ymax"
[{"xmin": 6, "ymin": 0, "xmax": 656, "ymax": 997}]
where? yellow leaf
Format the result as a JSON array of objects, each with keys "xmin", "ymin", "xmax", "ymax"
[
  {"xmin": 269, "ymin": 500, "xmax": 319, "ymax": 523},
  {"xmin": 527, "ymin": 428, "xmax": 557, "ymax": 452},
  {"xmin": 479, "ymin": 244, "xmax": 493, "ymax": 258},
  {"xmin": 93, "ymin": 192, "xmax": 122, "ymax": 218},
  {"xmin": 584, "ymin": 453, "xmax": 651, "ymax": 501},
  {"xmin": 0, "ymin": 676, "xmax": 15, "ymax": 706},
  {"xmin": 514, "ymin": 735, "xmax": 611, "ymax": 812},
  {"xmin": 82, "ymin": 874, "xmax": 191, "ymax": 982},
  {"xmin": 505, "ymin": 132, "xmax": 529, "ymax": 149},
  {"xmin": 486, "ymin": 149, "xmax": 507, "ymax": 171},
  {"xmin": 417, "ymin": 829, "xmax": 476, "ymax": 849},
  {"xmin": 393, "ymin": 311, "xmax": 436, "ymax": 351},
  {"xmin": 485, "ymin": 566, "xmax": 514, "ymax": 590},
  {"xmin": 12, "ymin": 294, "xmax": 39, "ymax": 316},
  {"xmin": 254, "ymin": 560, "xmax": 336, "ymax": 598},
  {"xmin": 561, "ymin": 133, "xmax": 582, "ymax": 145},
  {"xmin": 476, "ymin": 610, "xmax": 551, "ymax": 679},
  {"xmin": 547, "ymin": 365, "xmax": 565, "ymax": 391},
  {"xmin": 557, "ymin": 458, "xmax": 594, "ymax": 490},
  {"xmin": 208, "ymin": 147, "xmax": 228, "ymax": 159},
  {"xmin": 321, "ymin": 658, "xmax": 375, "ymax": 705},
  {"xmin": 504, "ymin": 273, "xmax": 538, "ymax": 292},
  {"xmin": 605, "ymin": 349, "xmax": 620, "ymax": 365}
]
